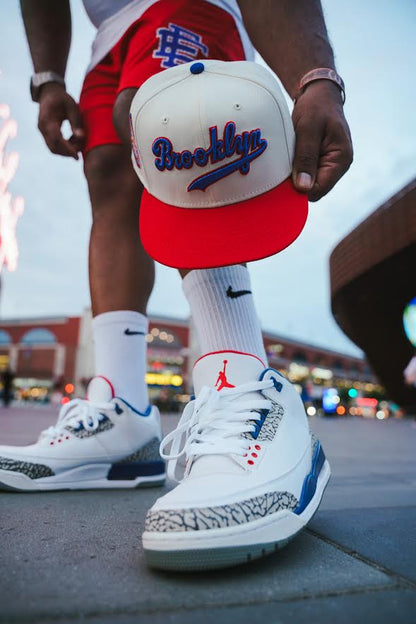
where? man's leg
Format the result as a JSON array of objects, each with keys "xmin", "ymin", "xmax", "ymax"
[
  {"xmin": 84, "ymin": 142, "xmax": 153, "ymax": 412},
  {"xmin": 85, "ymin": 144, "xmax": 153, "ymax": 316}
]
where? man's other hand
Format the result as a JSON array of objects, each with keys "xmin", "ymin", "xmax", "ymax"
[
  {"xmin": 38, "ymin": 83, "xmax": 85, "ymax": 159},
  {"xmin": 292, "ymin": 81, "xmax": 353, "ymax": 202}
]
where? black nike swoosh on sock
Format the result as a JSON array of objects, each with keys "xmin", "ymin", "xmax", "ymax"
[
  {"xmin": 226, "ymin": 285, "xmax": 252, "ymax": 299},
  {"xmin": 124, "ymin": 329, "xmax": 145, "ymax": 336}
]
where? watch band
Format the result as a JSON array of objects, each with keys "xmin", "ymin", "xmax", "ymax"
[
  {"xmin": 294, "ymin": 68, "xmax": 345, "ymax": 104},
  {"xmin": 30, "ymin": 71, "xmax": 66, "ymax": 102}
]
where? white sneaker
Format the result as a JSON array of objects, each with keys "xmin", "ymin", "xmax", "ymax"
[
  {"xmin": 143, "ymin": 351, "xmax": 330, "ymax": 570},
  {"xmin": 0, "ymin": 376, "xmax": 165, "ymax": 491}
]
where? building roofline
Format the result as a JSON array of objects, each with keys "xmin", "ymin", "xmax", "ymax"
[
  {"xmin": 330, "ymin": 175, "xmax": 416, "ymax": 265},
  {"xmin": 376, "ymin": 176, "xmax": 416, "ymax": 212},
  {"xmin": 262, "ymin": 329, "xmax": 364, "ymax": 362},
  {"xmin": 0, "ymin": 316, "xmax": 74, "ymax": 327},
  {"xmin": 148, "ymin": 313, "xmax": 189, "ymax": 327},
  {"xmin": 0, "ymin": 313, "xmax": 363, "ymax": 361}
]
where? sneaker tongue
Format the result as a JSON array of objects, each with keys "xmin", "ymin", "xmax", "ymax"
[
  {"xmin": 190, "ymin": 351, "xmax": 266, "ymax": 478},
  {"xmin": 193, "ymin": 351, "xmax": 265, "ymax": 395},
  {"xmin": 86, "ymin": 376, "xmax": 115, "ymax": 403}
]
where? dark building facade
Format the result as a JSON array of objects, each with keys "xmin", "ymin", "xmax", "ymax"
[{"xmin": 330, "ymin": 177, "xmax": 416, "ymax": 411}]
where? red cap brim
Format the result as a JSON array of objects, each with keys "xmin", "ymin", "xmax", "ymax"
[{"xmin": 139, "ymin": 177, "xmax": 308, "ymax": 269}]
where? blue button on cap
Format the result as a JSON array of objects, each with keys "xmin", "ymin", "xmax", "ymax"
[{"xmin": 190, "ymin": 62, "xmax": 204, "ymax": 75}]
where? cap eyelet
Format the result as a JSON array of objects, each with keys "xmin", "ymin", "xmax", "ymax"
[
  {"xmin": 161, "ymin": 116, "xmax": 169, "ymax": 124},
  {"xmin": 234, "ymin": 103, "xmax": 242, "ymax": 110}
]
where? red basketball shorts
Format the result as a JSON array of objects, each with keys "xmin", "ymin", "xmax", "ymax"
[{"xmin": 79, "ymin": 0, "xmax": 247, "ymax": 154}]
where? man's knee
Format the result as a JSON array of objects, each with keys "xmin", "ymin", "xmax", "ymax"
[
  {"xmin": 113, "ymin": 88, "xmax": 138, "ymax": 145},
  {"xmin": 84, "ymin": 145, "xmax": 142, "ymax": 212},
  {"xmin": 84, "ymin": 145, "xmax": 128, "ymax": 184}
]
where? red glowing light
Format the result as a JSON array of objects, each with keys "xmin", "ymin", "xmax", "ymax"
[
  {"xmin": 61, "ymin": 396, "xmax": 70, "ymax": 405},
  {"xmin": 356, "ymin": 398, "xmax": 378, "ymax": 407},
  {"xmin": 65, "ymin": 383, "xmax": 74, "ymax": 394},
  {"xmin": 0, "ymin": 74, "xmax": 24, "ymax": 274}
]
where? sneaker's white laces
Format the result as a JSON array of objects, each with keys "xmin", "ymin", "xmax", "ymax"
[
  {"xmin": 40, "ymin": 398, "xmax": 116, "ymax": 440},
  {"xmin": 160, "ymin": 379, "xmax": 274, "ymax": 481}
]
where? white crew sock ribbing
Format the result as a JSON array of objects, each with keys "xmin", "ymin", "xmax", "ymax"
[
  {"xmin": 92, "ymin": 310, "xmax": 149, "ymax": 412},
  {"xmin": 182, "ymin": 266, "xmax": 267, "ymax": 364}
]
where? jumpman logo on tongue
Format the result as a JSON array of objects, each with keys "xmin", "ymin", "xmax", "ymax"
[{"xmin": 215, "ymin": 360, "xmax": 235, "ymax": 391}]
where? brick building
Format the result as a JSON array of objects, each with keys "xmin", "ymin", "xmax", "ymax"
[
  {"xmin": 0, "ymin": 309, "xmax": 379, "ymax": 407},
  {"xmin": 0, "ymin": 316, "xmax": 80, "ymax": 400}
]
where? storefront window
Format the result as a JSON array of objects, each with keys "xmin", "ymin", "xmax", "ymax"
[
  {"xmin": 20, "ymin": 328, "xmax": 57, "ymax": 344},
  {"xmin": 0, "ymin": 330, "xmax": 12, "ymax": 344}
]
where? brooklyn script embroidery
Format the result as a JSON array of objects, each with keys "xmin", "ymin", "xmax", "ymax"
[{"xmin": 152, "ymin": 121, "xmax": 268, "ymax": 191}]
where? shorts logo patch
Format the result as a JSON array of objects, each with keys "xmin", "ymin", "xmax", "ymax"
[
  {"xmin": 152, "ymin": 121, "xmax": 268, "ymax": 191},
  {"xmin": 153, "ymin": 22, "xmax": 209, "ymax": 69}
]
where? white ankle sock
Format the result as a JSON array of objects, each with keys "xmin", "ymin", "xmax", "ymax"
[
  {"xmin": 92, "ymin": 310, "xmax": 149, "ymax": 412},
  {"xmin": 182, "ymin": 266, "xmax": 267, "ymax": 364}
]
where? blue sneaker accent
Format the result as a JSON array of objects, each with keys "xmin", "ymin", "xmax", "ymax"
[
  {"xmin": 259, "ymin": 367, "xmax": 284, "ymax": 391},
  {"xmin": 116, "ymin": 398, "xmax": 152, "ymax": 417},
  {"xmin": 107, "ymin": 460, "xmax": 165, "ymax": 481},
  {"xmin": 251, "ymin": 408, "xmax": 269, "ymax": 440},
  {"xmin": 294, "ymin": 442, "xmax": 326, "ymax": 515},
  {"xmin": 271, "ymin": 378, "xmax": 283, "ymax": 392}
]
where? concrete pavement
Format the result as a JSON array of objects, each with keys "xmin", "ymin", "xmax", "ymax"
[{"xmin": 1, "ymin": 405, "xmax": 415, "ymax": 623}]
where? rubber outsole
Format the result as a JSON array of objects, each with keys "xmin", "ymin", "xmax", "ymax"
[
  {"xmin": 145, "ymin": 537, "xmax": 292, "ymax": 571},
  {"xmin": 143, "ymin": 460, "xmax": 330, "ymax": 571}
]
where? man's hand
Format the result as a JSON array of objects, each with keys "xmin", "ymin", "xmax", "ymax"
[
  {"xmin": 292, "ymin": 81, "xmax": 353, "ymax": 202},
  {"xmin": 237, "ymin": 0, "xmax": 353, "ymax": 201},
  {"xmin": 38, "ymin": 83, "xmax": 85, "ymax": 160}
]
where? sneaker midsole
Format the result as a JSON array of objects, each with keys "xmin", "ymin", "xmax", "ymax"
[{"xmin": 143, "ymin": 459, "xmax": 330, "ymax": 551}]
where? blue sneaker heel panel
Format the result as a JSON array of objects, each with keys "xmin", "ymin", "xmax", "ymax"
[
  {"xmin": 107, "ymin": 460, "xmax": 165, "ymax": 480},
  {"xmin": 294, "ymin": 443, "xmax": 326, "ymax": 515}
]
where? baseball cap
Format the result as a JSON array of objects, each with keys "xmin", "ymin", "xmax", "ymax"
[{"xmin": 129, "ymin": 60, "xmax": 307, "ymax": 269}]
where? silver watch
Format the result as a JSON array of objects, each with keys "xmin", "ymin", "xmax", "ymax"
[{"xmin": 30, "ymin": 71, "xmax": 66, "ymax": 102}]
